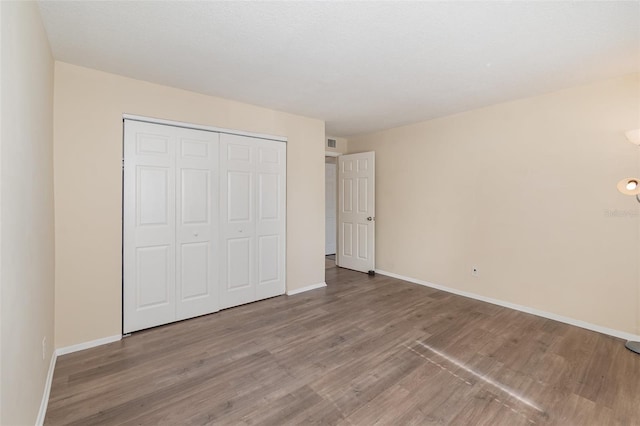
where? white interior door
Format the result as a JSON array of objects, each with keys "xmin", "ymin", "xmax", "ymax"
[
  {"xmin": 123, "ymin": 121, "xmax": 177, "ymax": 333},
  {"xmin": 338, "ymin": 152, "xmax": 375, "ymax": 273},
  {"xmin": 325, "ymin": 163, "xmax": 337, "ymax": 255},
  {"xmin": 175, "ymin": 128, "xmax": 220, "ymax": 321},
  {"xmin": 219, "ymin": 134, "xmax": 286, "ymax": 309}
]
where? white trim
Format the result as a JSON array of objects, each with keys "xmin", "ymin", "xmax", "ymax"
[
  {"xmin": 35, "ymin": 352, "xmax": 57, "ymax": 426},
  {"xmin": 286, "ymin": 282, "xmax": 327, "ymax": 296},
  {"xmin": 325, "ymin": 151, "xmax": 341, "ymax": 157},
  {"xmin": 122, "ymin": 114, "xmax": 287, "ymax": 143},
  {"xmin": 376, "ymin": 269, "xmax": 640, "ymax": 342},
  {"xmin": 38, "ymin": 334, "xmax": 122, "ymax": 423},
  {"xmin": 55, "ymin": 334, "xmax": 122, "ymax": 357}
]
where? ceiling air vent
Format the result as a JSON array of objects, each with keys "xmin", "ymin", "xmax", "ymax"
[{"xmin": 327, "ymin": 138, "xmax": 337, "ymax": 148}]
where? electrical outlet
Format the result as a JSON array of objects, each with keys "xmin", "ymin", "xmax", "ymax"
[
  {"xmin": 42, "ymin": 337, "xmax": 46, "ymax": 360},
  {"xmin": 472, "ymin": 266, "xmax": 480, "ymax": 277}
]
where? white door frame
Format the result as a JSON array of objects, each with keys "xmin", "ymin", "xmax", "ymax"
[
  {"xmin": 325, "ymin": 151, "xmax": 340, "ymax": 264},
  {"xmin": 325, "ymin": 162, "xmax": 337, "ymax": 256}
]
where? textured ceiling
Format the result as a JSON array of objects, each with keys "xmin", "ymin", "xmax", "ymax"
[{"xmin": 38, "ymin": 1, "xmax": 640, "ymax": 136}]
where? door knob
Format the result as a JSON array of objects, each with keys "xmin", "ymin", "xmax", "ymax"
[{"xmin": 367, "ymin": 217, "xmax": 374, "ymax": 221}]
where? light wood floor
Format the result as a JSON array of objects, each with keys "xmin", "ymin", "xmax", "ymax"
[{"xmin": 45, "ymin": 259, "xmax": 640, "ymax": 425}]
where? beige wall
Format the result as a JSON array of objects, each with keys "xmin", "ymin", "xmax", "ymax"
[
  {"xmin": 1, "ymin": 2, "xmax": 55, "ymax": 424},
  {"xmin": 349, "ymin": 73, "xmax": 640, "ymax": 335},
  {"xmin": 326, "ymin": 135, "xmax": 349, "ymax": 154},
  {"xmin": 53, "ymin": 62, "xmax": 325, "ymax": 348}
]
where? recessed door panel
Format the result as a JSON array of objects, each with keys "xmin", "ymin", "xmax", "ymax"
[
  {"xmin": 343, "ymin": 222, "xmax": 353, "ymax": 257},
  {"xmin": 228, "ymin": 171, "xmax": 252, "ymax": 222},
  {"xmin": 138, "ymin": 166, "xmax": 169, "ymax": 226},
  {"xmin": 227, "ymin": 238, "xmax": 251, "ymax": 289},
  {"xmin": 357, "ymin": 178, "xmax": 368, "ymax": 214},
  {"xmin": 259, "ymin": 147, "xmax": 280, "ymax": 164},
  {"xmin": 259, "ymin": 235, "xmax": 279, "ymax": 284},
  {"xmin": 136, "ymin": 245, "xmax": 170, "ymax": 308},
  {"xmin": 357, "ymin": 224, "xmax": 368, "ymax": 260},
  {"xmin": 181, "ymin": 169, "xmax": 209, "ymax": 225},
  {"xmin": 180, "ymin": 242, "xmax": 209, "ymax": 300},
  {"xmin": 228, "ymin": 144, "xmax": 251, "ymax": 162},
  {"xmin": 137, "ymin": 133, "xmax": 168, "ymax": 155},
  {"xmin": 343, "ymin": 178, "xmax": 353, "ymax": 213},
  {"xmin": 181, "ymin": 139, "xmax": 209, "ymax": 158},
  {"xmin": 259, "ymin": 173, "xmax": 279, "ymax": 221}
]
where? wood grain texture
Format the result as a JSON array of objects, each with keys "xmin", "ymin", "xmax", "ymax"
[{"xmin": 45, "ymin": 260, "xmax": 640, "ymax": 425}]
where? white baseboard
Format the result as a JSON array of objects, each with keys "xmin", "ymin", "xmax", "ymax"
[
  {"xmin": 55, "ymin": 334, "xmax": 122, "ymax": 357},
  {"xmin": 37, "ymin": 334, "xmax": 122, "ymax": 424},
  {"xmin": 376, "ymin": 269, "xmax": 640, "ymax": 342},
  {"xmin": 35, "ymin": 351, "xmax": 57, "ymax": 426},
  {"xmin": 286, "ymin": 282, "xmax": 327, "ymax": 296}
]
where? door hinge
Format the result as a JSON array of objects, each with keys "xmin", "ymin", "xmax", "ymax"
[{"xmin": 121, "ymin": 159, "xmax": 125, "ymax": 170}]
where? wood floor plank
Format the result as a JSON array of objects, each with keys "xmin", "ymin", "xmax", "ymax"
[{"xmin": 45, "ymin": 260, "xmax": 640, "ymax": 425}]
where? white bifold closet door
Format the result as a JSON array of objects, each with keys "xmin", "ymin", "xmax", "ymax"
[
  {"xmin": 123, "ymin": 120, "xmax": 286, "ymax": 334},
  {"xmin": 219, "ymin": 133, "xmax": 286, "ymax": 309},
  {"xmin": 124, "ymin": 120, "xmax": 220, "ymax": 333}
]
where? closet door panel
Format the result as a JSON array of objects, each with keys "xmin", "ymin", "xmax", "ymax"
[
  {"xmin": 255, "ymin": 141, "xmax": 286, "ymax": 299},
  {"xmin": 220, "ymin": 134, "xmax": 256, "ymax": 309},
  {"xmin": 124, "ymin": 121, "xmax": 177, "ymax": 333},
  {"xmin": 176, "ymin": 129, "xmax": 220, "ymax": 321}
]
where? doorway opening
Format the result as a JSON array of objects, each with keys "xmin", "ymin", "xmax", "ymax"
[
  {"xmin": 325, "ymin": 154, "xmax": 338, "ymax": 270},
  {"xmin": 324, "ymin": 149, "xmax": 376, "ymax": 275}
]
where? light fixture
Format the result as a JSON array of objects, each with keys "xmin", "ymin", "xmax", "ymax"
[
  {"xmin": 618, "ymin": 129, "xmax": 640, "ymax": 355},
  {"xmin": 617, "ymin": 177, "xmax": 640, "ymax": 197}
]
